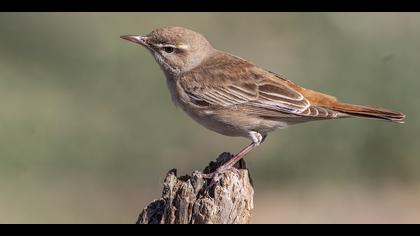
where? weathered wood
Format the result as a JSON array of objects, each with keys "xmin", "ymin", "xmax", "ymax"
[{"xmin": 137, "ymin": 152, "xmax": 254, "ymax": 224}]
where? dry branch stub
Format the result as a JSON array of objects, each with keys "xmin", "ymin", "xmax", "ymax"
[{"xmin": 137, "ymin": 152, "xmax": 255, "ymax": 224}]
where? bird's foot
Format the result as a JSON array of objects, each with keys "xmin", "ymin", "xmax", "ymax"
[{"xmin": 202, "ymin": 165, "xmax": 240, "ymax": 190}]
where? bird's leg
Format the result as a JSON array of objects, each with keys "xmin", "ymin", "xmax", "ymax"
[
  {"xmin": 204, "ymin": 132, "xmax": 266, "ymax": 186},
  {"xmin": 219, "ymin": 131, "xmax": 267, "ymax": 171},
  {"xmin": 217, "ymin": 143, "xmax": 256, "ymax": 172}
]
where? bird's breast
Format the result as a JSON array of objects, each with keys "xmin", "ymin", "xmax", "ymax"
[{"xmin": 165, "ymin": 76, "xmax": 182, "ymax": 107}]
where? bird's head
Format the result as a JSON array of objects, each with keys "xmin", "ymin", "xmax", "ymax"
[{"xmin": 121, "ymin": 26, "xmax": 214, "ymax": 75}]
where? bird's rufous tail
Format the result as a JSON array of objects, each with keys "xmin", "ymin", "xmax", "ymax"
[{"xmin": 330, "ymin": 102, "xmax": 406, "ymax": 123}]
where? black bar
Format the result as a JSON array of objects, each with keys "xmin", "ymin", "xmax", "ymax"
[{"xmin": 2, "ymin": 0, "xmax": 420, "ymax": 12}]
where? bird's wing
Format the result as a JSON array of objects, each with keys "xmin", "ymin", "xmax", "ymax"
[
  {"xmin": 179, "ymin": 53, "xmax": 347, "ymax": 120},
  {"xmin": 178, "ymin": 58, "xmax": 327, "ymax": 117}
]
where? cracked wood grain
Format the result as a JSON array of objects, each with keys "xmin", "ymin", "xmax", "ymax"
[{"xmin": 137, "ymin": 152, "xmax": 254, "ymax": 224}]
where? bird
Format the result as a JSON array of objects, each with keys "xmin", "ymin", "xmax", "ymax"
[{"xmin": 121, "ymin": 26, "xmax": 405, "ymax": 180}]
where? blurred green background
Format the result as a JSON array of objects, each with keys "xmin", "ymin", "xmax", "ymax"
[{"xmin": 0, "ymin": 13, "xmax": 419, "ymax": 223}]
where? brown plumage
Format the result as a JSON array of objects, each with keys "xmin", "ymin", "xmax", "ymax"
[
  {"xmin": 177, "ymin": 51, "xmax": 404, "ymax": 125},
  {"xmin": 121, "ymin": 26, "xmax": 405, "ymax": 181}
]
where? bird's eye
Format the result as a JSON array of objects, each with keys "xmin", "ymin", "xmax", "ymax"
[{"xmin": 163, "ymin": 46, "xmax": 175, "ymax": 53}]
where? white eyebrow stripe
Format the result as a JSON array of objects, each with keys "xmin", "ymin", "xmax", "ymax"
[
  {"xmin": 155, "ymin": 43, "xmax": 188, "ymax": 50},
  {"xmin": 156, "ymin": 43, "xmax": 176, "ymax": 48},
  {"xmin": 177, "ymin": 44, "xmax": 189, "ymax": 50}
]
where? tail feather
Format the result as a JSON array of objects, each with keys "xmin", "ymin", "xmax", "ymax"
[{"xmin": 329, "ymin": 102, "xmax": 406, "ymax": 123}]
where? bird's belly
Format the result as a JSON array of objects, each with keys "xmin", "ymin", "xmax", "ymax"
[
  {"xmin": 181, "ymin": 105, "xmax": 287, "ymax": 138},
  {"xmin": 188, "ymin": 109, "xmax": 248, "ymax": 137}
]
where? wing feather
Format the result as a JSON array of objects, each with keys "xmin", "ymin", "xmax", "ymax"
[
  {"xmin": 178, "ymin": 54, "xmax": 342, "ymax": 120},
  {"xmin": 181, "ymin": 80, "xmax": 310, "ymax": 115}
]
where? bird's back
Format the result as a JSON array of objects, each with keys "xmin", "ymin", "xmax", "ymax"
[{"xmin": 178, "ymin": 50, "xmax": 404, "ymax": 128}]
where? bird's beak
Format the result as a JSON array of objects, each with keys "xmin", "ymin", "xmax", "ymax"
[{"xmin": 120, "ymin": 35, "xmax": 148, "ymax": 47}]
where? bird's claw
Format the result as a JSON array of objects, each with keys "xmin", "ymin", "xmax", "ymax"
[{"xmin": 202, "ymin": 166, "xmax": 240, "ymax": 190}]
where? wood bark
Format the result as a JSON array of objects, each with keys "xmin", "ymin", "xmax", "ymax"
[{"xmin": 137, "ymin": 152, "xmax": 254, "ymax": 224}]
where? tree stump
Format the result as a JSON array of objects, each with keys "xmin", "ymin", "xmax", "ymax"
[{"xmin": 136, "ymin": 152, "xmax": 255, "ymax": 224}]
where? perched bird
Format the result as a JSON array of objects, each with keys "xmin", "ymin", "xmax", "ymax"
[{"xmin": 121, "ymin": 26, "xmax": 405, "ymax": 179}]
